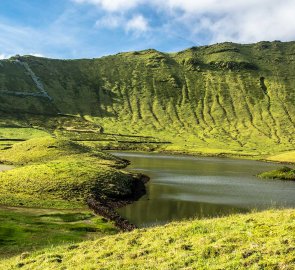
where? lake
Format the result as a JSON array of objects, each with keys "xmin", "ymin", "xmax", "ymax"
[{"xmin": 113, "ymin": 152, "xmax": 295, "ymax": 227}]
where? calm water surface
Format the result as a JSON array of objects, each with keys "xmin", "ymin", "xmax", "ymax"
[{"xmin": 113, "ymin": 152, "xmax": 295, "ymax": 227}]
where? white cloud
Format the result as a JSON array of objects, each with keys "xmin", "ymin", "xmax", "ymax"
[
  {"xmin": 95, "ymin": 15, "xmax": 123, "ymax": 29},
  {"xmin": 29, "ymin": 53, "xmax": 45, "ymax": 57},
  {"xmin": 126, "ymin": 15, "xmax": 149, "ymax": 33},
  {"xmin": 73, "ymin": 0, "xmax": 142, "ymax": 12},
  {"xmin": 74, "ymin": 0, "xmax": 295, "ymax": 44},
  {"xmin": 0, "ymin": 54, "xmax": 8, "ymax": 59},
  {"xmin": 95, "ymin": 14, "xmax": 149, "ymax": 34}
]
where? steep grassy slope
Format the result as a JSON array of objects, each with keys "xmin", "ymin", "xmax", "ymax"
[
  {"xmin": 0, "ymin": 41, "xmax": 295, "ymax": 157},
  {"xmin": 2, "ymin": 209, "xmax": 295, "ymax": 269}
]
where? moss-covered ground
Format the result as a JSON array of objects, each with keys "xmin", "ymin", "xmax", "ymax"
[
  {"xmin": 258, "ymin": 166, "xmax": 295, "ymax": 180},
  {"xmin": 1, "ymin": 209, "xmax": 294, "ymax": 269},
  {"xmin": 0, "ymin": 207, "xmax": 117, "ymax": 258}
]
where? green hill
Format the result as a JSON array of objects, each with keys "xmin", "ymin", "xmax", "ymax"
[{"xmin": 0, "ymin": 41, "xmax": 295, "ymax": 158}]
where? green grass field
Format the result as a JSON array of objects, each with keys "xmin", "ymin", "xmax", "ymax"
[
  {"xmin": 1, "ymin": 209, "xmax": 295, "ymax": 269},
  {"xmin": 0, "ymin": 207, "xmax": 117, "ymax": 258}
]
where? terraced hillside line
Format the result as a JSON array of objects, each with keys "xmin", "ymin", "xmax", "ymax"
[
  {"xmin": 168, "ymin": 100, "xmax": 185, "ymax": 128},
  {"xmin": 197, "ymin": 98, "xmax": 212, "ymax": 131},
  {"xmin": 225, "ymin": 76, "xmax": 250, "ymax": 131},
  {"xmin": 0, "ymin": 60, "xmax": 52, "ymax": 101},
  {"xmin": 183, "ymin": 74, "xmax": 203, "ymax": 127},
  {"xmin": 221, "ymin": 127, "xmax": 244, "ymax": 147},
  {"xmin": 203, "ymin": 74, "xmax": 216, "ymax": 127},
  {"xmin": 217, "ymin": 77, "xmax": 235, "ymax": 121},
  {"xmin": 264, "ymin": 90, "xmax": 280, "ymax": 143},
  {"xmin": 223, "ymin": 74, "xmax": 244, "ymax": 130},
  {"xmin": 147, "ymin": 102, "xmax": 161, "ymax": 125},
  {"xmin": 277, "ymin": 82, "xmax": 295, "ymax": 129},
  {"xmin": 184, "ymin": 74, "xmax": 193, "ymax": 103},
  {"xmin": 217, "ymin": 78, "xmax": 241, "ymax": 136},
  {"xmin": 208, "ymin": 78, "xmax": 222, "ymax": 128},
  {"xmin": 235, "ymin": 75, "xmax": 271, "ymax": 139},
  {"xmin": 215, "ymin": 94, "xmax": 230, "ymax": 126},
  {"xmin": 179, "ymin": 84, "xmax": 188, "ymax": 105},
  {"xmin": 280, "ymin": 99, "xmax": 295, "ymax": 128},
  {"xmin": 122, "ymin": 86, "xmax": 133, "ymax": 116},
  {"xmin": 256, "ymin": 75, "xmax": 280, "ymax": 142}
]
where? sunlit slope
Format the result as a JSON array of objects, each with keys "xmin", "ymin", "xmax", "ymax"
[
  {"xmin": 0, "ymin": 41, "xmax": 294, "ymax": 154},
  {"xmin": 2, "ymin": 209, "xmax": 295, "ymax": 269}
]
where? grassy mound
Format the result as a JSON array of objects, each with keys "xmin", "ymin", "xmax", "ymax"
[
  {"xmin": 2, "ymin": 209, "xmax": 295, "ymax": 269},
  {"xmin": 258, "ymin": 166, "xmax": 295, "ymax": 181},
  {"xmin": 0, "ymin": 138, "xmax": 140, "ymax": 209},
  {"xmin": 0, "ymin": 157, "xmax": 137, "ymax": 208},
  {"xmin": 0, "ymin": 136, "xmax": 123, "ymax": 165}
]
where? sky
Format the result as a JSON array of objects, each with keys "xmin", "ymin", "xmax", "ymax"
[{"xmin": 0, "ymin": 0, "xmax": 295, "ymax": 59}]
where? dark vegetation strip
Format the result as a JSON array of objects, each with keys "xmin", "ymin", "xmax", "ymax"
[
  {"xmin": 87, "ymin": 174, "xmax": 149, "ymax": 231},
  {"xmin": 0, "ymin": 139, "xmax": 26, "ymax": 141}
]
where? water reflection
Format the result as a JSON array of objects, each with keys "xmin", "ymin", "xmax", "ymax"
[{"xmin": 113, "ymin": 152, "xmax": 295, "ymax": 227}]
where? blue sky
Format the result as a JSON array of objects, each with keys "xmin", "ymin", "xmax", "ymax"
[{"xmin": 0, "ymin": 0, "xmax": 295, "ymax": 59}]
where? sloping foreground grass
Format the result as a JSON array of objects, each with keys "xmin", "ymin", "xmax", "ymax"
[
  {"xmin": 258, "ymin": 166, "xmax": 295, "ymax": 181},
  {"xmin": 1, "ymin": 209, "xmax": 294, "ymax": 269},
  {"xmin": 0, "ymin": 207, "xmax": 117, "ymax": 258}
]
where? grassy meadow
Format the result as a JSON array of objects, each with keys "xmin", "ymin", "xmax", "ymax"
[
  {"xmin": 1, "ymin": 209, "xmax": 295, "ymax": 269},
  {"xmin": 0, "ymin": 207, "xmax": 117, "ymax": 258}
]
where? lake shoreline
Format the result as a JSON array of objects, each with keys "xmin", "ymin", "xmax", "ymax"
[
  {"xmin": 87, "ymin": 173, "xmax": 150, "ymax": 231},
  {"xmin": 108, "ymin": 148, "xmax": 295, "ymax": 165},
  {"xmin": 112, "ymin": 151, "xmax": 295, "ymax": 227}
]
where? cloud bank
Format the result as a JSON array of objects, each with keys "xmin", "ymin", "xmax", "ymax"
[
  {"xmin": 1, "ymin": 0, "xmax": 295, "ymax": 59},
  {"xmin": 74, "ymin": 0, "xmax": 295, "ymax": 44}
]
